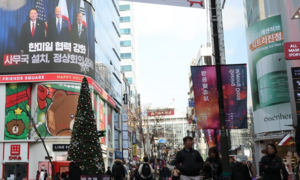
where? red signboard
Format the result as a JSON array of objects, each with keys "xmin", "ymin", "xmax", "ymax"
[
  {"xmin": 0, "ymin": 73, "xmax": 116, "ymax": 107},
  {"xmin": 147, "ymin": 109, "xmax": 175, "ymax": 117},
  {"xmin": 284, "ymin": 42, "xmax": 300, "ymax": 60},
  {"xmin": 10, "ymin": 145, "xmax": 20, "ymax": 155}
]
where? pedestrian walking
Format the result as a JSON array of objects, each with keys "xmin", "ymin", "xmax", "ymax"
[
  {"xmin": 175, "ymin": 136, "xmax": 204, "ymax": 180},
  {"xmin": 229, "ymin": 157, "xmax": 235, "ymax": 180},
  {"xmin": 259, "ymin": 144, "xmax": 282, "ymax": 180},
  {"xmin": 39, "ymin": 168, "xmax": 48, "ymax": 180},
  {"xmin": 36, "ymin": 171, "xmax": 40, "ymax": 180},
  {"xmin": 139, "ymin": 157, "xmax": 155, "ymax": 180},
  {"xmin": 202, "ymin": 147, "xmax": 222, "ymax": 180},
  {"xmin": 106, "ymin": 167, "xmax": 112, "ymax": 179},
  {"xmin": 61, "ymin": 172, "xmax": 67, "ymax": 180},
  {"xmin": 54, "ymin": 172, "xmax": 61, "ymax": 180},
  {"xmin": 242, "ymin": 160, "xmax": 252, "ymax": 180},
  {"xmin": 171, "ymin": 167, "xmax": 180, "ymax": 180},
  {"xmin": 135, "ymin": 164, "xmax": 142, "ymax": 180},
  {"xmin": 112, "ymin": 159, "xmax": 126, "ymax": 180},
  {"xmin": 69, "ymin": 162, "xmax": 82, "ymax": 180},
  {"xmin": 247, "ymin": 161, "xmax": 256, "ymax": 178},
  {"xmin": 159, "ymin": 164, "xmax": 171, "ymax": 180},
  {"xmin": 233, "ymin": 158, "xmax": 246, "ymax": 180}
]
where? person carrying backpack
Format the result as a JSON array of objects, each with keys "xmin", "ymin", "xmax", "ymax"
[
  {"xmin": 139, "ymin": 157, "xmax": 155, "ymax": 180},
  {"xmin": 112, "ymin": 159, "xmax": 126, "ymax": 180}
]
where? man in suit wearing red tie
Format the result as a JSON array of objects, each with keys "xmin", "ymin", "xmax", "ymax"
[
  {"xmin": 47, "ymin": 6, "xmax": 70, "ymax": 43},
  {"xmin": 20, "ymin": 8, "xmax": 46, "ymax": 54},
  {"xmin": 71, "ymin": 12, "xmax": 88, "ymax": 54}
]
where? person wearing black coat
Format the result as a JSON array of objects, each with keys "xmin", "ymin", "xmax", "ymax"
[
  {"xmin": 69, "ymin": 162, "xmax": 82, "ymax": 180},
  {"xmin": 159, "ymin": 164, "xmax": 171, "ymax": 180},
  {"xmin": 47, "ymin": 7, "xmax": 70, "ymax": 43},
  {"xmin": 134, "ymin": 165, "xmax": 141, "ymax": 180},
  {"xmin": 242, "ymin": 161, "xmax": 252, "ymax": 180},
  {"xmin": 202, "ymin": 147, "xmax": 222, "ymax": 180},
  {"xmin": 112, "ymin": 159, "xmax": 126, "ymax": 180},
  {"xmin": 260, "ymin": 144, "xmax": 282, "ymax": 180},
  {"xmin": 71, "ymin": 12, "xmax": 88, "ymax": 54},
  {"xmin": 20, "ymin": 8, "xmax": 46, "ymax": 54},
  {"xmin": 175, "ymin": 136, "xmax": 204, "ymax": 179},
  {"xmin": 233, "ymin": 159, "xmax": 246, "ymax": 179},
  {"xmin": 229, "ymin": 157, "xmax": 235, "ymax": 180}
]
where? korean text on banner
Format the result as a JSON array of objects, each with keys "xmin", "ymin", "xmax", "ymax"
[
  {"xmin": 203, "ymin": 129, "xmax": 215, "ymax": 147},
  {"xmin": 221, "ymin": 64, "xmax": 248, "ymax": 129},
  {"xmin": 191, "ymin": 66, "xmax": 219, "ymax": 129}
]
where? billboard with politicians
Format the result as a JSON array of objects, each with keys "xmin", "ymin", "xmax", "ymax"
[
  {"xmin": 246, "ymin": 15, "xmax": 293, "ymax": 133},
  {"xmin": 191, "ymin": 64, "xmax": 247, "ymax": 129},
  {"xmin": 0, "ymin": 0, "xmax": 95, "ymax": 78}
]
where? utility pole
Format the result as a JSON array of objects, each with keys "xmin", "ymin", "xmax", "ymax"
[{"xmin": 210, "ymin": 0, "xmax": 231, "ymax": 178}]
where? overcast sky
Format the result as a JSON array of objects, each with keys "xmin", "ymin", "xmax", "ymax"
[{"xmin": 134, "ymin": 2, "xmax": 208, "ymax": 110}]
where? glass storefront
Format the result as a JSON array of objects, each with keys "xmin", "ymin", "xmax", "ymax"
[{"xmin": 4, "ymin": 163, "xmax": 27, "ymax": 180}]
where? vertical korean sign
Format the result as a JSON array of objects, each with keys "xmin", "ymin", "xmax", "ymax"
[
  {"xmin": 191, "ymin": 66, "xmax": 219, "ymax": 129},
  {"xmin": 221, "ymin": 64, "xmax": 247, "ymax": 129}
]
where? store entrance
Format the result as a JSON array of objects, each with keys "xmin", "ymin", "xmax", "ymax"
[{"xmin": 4, "ymin": 163, "xmax": 27, "ymax": 180}]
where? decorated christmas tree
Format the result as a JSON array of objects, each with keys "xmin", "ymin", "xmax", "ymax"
[{"xmin": 67, "ymin": 76, "xmax": 105, "ymax": 174}]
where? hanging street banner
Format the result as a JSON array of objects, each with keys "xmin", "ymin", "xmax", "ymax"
[
  {"xmin": 0, "ymin": 0, "xmax": 95, "ymax": 78},
  {"xmin": 191, "ymin": 66, "xmax": 219, "ymax": 129},
  {"xmin": 221, "ymin": 64, "xmax": 248, "ymax": 129},
  {"xmin": 121, "ymin": 0, "xmax": 205, "ymax": 9},
  {"xmin": 191, "ymin": 65, "xmax": 247, "ymax": 129},
  {"xmin": 203, "ymin": 129, "xmax": 215, "ymax": 148},
  {"xmin": 147, "ymin": 109, "xmax": 175, "ymax": 117}
]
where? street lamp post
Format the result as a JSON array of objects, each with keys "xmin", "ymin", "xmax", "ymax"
[{"xmin": 210, "ymin": 0, "xmax": 231, "ymax": 178}]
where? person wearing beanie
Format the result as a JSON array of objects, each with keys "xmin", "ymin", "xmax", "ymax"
[{"xmin": 260, "ymin": 144, "xmax": 282, "ymax": 180}]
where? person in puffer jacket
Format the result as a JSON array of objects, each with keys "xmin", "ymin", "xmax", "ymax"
[
  {"xmin": 202, "ymin": 147, "xmax": 222, "ymax": 180},
  {"xmin": 260, "ymin": 144, "xmax": 282, "ymax": 180},
  {"xmin": 175, "ymin": 136, "xmax": 204, "ymax": 180}
]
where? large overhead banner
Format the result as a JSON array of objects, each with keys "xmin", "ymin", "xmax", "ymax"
[
  {"xmin": 0, "ymin": 0, "xmax": 95, "ymax": 78},
  {"xmin": 221, "ymin": 64, "xmax": 247, "ymax": 129},
  {"xmin": 191, "ymin": 66, "xmax": 219, "ymax": 129},
  {"xmin": 122, "ymin": 0, "xmax": 205, "ymax": 8},
  {"xmin": 191, "ymin": 65, "xmax": 247, "ymax": 129},
  {"xmin": 246, "ymin": 15, "xmax": 293, "ymax": 133}
]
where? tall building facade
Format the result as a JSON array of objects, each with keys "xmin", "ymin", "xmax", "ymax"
[
  {"xmin": 243, "ymin": 0, "xmax": 300, "ymax": 169},
  {"xmin": 119, "ymin": 1, "xmax": 139, "ymax": 107}
]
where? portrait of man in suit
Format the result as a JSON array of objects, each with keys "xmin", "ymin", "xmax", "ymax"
[
  {"xmin": 19, "ymin": 8, "xmax": 46, "ymax": 54},
  {"xmin": 47, "ymin": 6, "xmax": 70, "ymax": 43},
  {"xmin": 71, "ymin": 12, "xmax": 88, "ymax": 53}
]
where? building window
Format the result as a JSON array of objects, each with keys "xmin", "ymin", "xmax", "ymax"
[
  {"xmin": 120, "ymin": 28, "xmax": 131, "ymax": 35},
  {"xmin": 119, "ymin": 5, "xmax": 130, "ymax": 11},
  {"xmin": 120, "ymin": 53, "xmax": 131, "ymax": 59},
  {"xmin": 127, "ymin": 78, "xmax": 132, "ymax": 84},
  {"xmin": 120, "ymin": 16, "xmax": 130, "ymax": 23},
  {"xmin": 120, "ymin": 40, "xmax": 131, "ymax": 47},
  {"xmin": 121, "ymin": 65, "xmax": 132, "ymax": 72}
]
